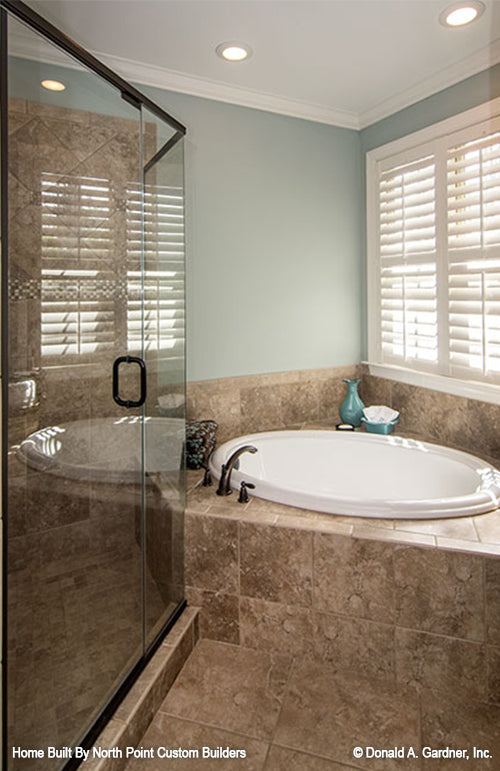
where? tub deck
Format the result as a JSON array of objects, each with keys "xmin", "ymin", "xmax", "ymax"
[{"xmin": 193, "ymin": 427, "xmax": 500, "ymax": 557}]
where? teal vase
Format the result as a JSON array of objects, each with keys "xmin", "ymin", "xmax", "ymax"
[{"xmin": 339, "ymin": 379, "xmax": 365, "ymax": 427}]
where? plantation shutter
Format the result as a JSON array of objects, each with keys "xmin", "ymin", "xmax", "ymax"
[
  {"xmin": 371, "ymin": 105, "xmax": 500, "ymax": 388},
  {"xmin": 41, "ymin": 173, "xmax": 116, "ymax": 357},
  {"xmin": 126, "ymin": 182, "xmax": 185, "ymax": 355},
  {"xmin": 447, "ymin": 131, "xmax": 500, "ymax": 379},
  {"xmin": 378, "ymin": 156, "xmax": 438, "ymax": 365}
]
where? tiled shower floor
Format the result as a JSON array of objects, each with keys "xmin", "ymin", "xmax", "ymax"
[
  {"xmin": 124, "ymin": 638, "xmax": 500, "ymax": 771},
  {"xmin": 8, "ymin": 544, "xmax": 167, "ymax": 770}
]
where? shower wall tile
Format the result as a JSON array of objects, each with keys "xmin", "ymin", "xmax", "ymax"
[
  {"xmin": 89, "ymin": 482, "xmax": 141, "ymax": 556},
  {"xmin": 26, "ymin": 100, "xmax": 91, "ymax": 124},
  {"xmin": 394, "ymin": 546, "xmax": 485, "ymax": 641},
  {"xmin": 44, "ymin": 117, "xmax": 118, "ymax": 163},
  {"xmin": 9, "ymin": 203, "xmax": 42, "ymax": 279},
  {"xmin": 38, "ymin": 520, "xmax": 91, "ymax": 563},
  {"xmin": 395, "ymin": 628, "xmax": 487, "ymax": 700},
  {"xmin": 239, "ymin": 522, "xmax": 313, "ymax": 607},
  {"xmin": 313, "ymin": 532, "xmax": 395, "ymax": 623},
  {"xmin": 24, "ymin": 473, "xmax": 90, "ymax": 533},
  {"xmin": 9, "ymin": 171, "xmax": 32, "ymax": 219},
  {"xmin": 39, "ymin": 368, "xmax": 91, "ymax": 426},
  {"xmin": 8, "ymin": 111, "xmax": 32, "ymax": 138},
  {"xmin": 9, "ymin": 116, "xmax": 81, "ymax": 195}
]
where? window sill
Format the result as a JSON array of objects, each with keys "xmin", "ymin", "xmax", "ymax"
[{"xmin": 366, "ymin": 362, "xmax": 500, "ymax": 407}]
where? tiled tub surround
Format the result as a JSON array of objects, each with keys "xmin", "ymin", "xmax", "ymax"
[
  {"xmin": 186, "ymin": 365, "xmax": 359, "ymax": 443},
  {"xmin": 184, "ymin": 470, "xmax": 500, "ymax": 717},
  {"xmin": 360, "ymin": 365, "xmax": 500, "ymax": 464},
  {"xmin": 187, "ymin": 364, "xmax": 500, "ymax": 463}
]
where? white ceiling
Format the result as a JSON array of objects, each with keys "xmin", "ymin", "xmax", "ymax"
[{"xmin": 21, "ymin": 0, "xmax": 500, "ymax": 128}]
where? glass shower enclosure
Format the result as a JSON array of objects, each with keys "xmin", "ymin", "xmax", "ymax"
[{"xmin": 0, "ymin": 2, "xmax": 186, "ymax": 767}]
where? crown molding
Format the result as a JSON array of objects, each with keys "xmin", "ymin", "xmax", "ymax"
[
  {"xmin": 95, "ymin": 51, "xmax": 361, "ymax": 129},
  {"xmin": 8, "ymin": 28, "xmax": 500, "ymax": 132},
  {"xmin": 359, "ymin": 38, "xmax": 500, "ymax": 129},
  {"xmin": 8, "ymin": 28, "xmax": 359, "ymax": 128}
]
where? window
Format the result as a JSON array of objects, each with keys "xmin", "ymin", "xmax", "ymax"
[{"xmin": 367, "ymin": 98, "xmax": 500, "ymax": 398}]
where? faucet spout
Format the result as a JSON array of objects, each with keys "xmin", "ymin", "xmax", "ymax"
[{"xmin": 216, "ymin": 444, "xmax": 258, "ymax": 496}]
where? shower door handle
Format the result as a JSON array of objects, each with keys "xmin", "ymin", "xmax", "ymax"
[{"xmin": 112, "ymin": 356, "xmax": 147, "ymax": 408}]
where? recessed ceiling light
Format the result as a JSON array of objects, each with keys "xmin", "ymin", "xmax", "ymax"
[
  {"xmin": 41, "ymin": 79, "xmax": 66, "ymax": 91},
  {"xmin": 439, "ymin": 1, "xmax": 485, "ymax": 27},
  {"xmin": 215, "ymin": 42, "xmax": 252, "ymax": 62}
]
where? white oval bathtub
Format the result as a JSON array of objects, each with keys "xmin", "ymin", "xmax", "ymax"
[
  {"xmin": 209, "ymin": 431, "xmax": 500, "ymax": 519},
  {"xmin": 16, "ymin": 417, "xmax": 185, "ymax": 483}
]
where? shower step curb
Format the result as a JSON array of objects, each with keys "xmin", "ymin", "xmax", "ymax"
[{"xmin": 82, "ymin": 606, "xmax": 200, "ymax": 771}]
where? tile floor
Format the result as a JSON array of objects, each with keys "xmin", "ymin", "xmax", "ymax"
[{"xmin": 124, "ymin": 638, "xmax": 500, "ymax": 770}]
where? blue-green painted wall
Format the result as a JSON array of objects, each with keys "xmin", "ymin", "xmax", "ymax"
[{"xmin": 140, "ymin": 88, "xmax": 363, "ymax": 382}]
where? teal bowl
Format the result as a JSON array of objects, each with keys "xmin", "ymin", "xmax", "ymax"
[{"xmin": 361, "ymin": 418, "xmax": 399, "ymax": 435}]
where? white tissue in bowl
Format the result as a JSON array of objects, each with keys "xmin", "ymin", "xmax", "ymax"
[{"xmin": 363, "ymin": 405, "xmax": 399, "ymax": 424}]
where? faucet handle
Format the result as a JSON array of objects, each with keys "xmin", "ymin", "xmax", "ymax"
[{"xmin": 238, "ymin": 481, "xmax": 255, "ymax": 504}]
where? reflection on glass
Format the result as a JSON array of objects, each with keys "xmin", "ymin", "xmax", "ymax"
[
  {"xmin": 141, "ymin": 108, "xmax": 185, "ymax": 647},
  {"xmin": 6, "ymin": 14, "xmax": 185, "ymax": 770}
]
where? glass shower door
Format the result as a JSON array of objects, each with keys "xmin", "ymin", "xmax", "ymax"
[
  {"xmin": 140, "ymin": 108, "xmax": 186, "ymax": 647},
  {"xmin": 4, "ymin": 12, "xmax": 184, "ymax": 768}
]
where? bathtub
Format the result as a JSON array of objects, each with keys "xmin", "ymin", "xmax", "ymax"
[
  {"xmin": 16, "ymin": 416, "xmax": 185, "ymax": 483},
  {"xmin": 209, "ymin": 430, "xmax": 500, "ymax": 519}
]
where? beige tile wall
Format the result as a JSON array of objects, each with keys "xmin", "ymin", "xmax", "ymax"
[
  {"xmin": 187, "ymin": 363, "xmax": 500, "ymax": 464},
  {"xmin": 359, "ymin": 365, "xmax": 500, "ymax": 462},
  {"xmin": 186, "ymin": 364, "xmax": 359, "ymax": 442}
]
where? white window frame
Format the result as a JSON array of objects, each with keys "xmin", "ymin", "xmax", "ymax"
[{"xmin": 367, "ymin": 97, "xmax": 500, "ymax": 406}]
